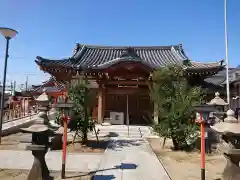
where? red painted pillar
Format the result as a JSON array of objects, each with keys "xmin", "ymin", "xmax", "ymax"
[
  {"xmin": 200, "ymin": 112, "xmax": 205, "ymax": 180},
  {"xmin": 61, "ymin": 115, "xmax": 70, "ymax": 179}
]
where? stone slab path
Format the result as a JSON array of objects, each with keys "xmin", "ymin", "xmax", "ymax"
[
  {"xmin": 93, "ymin": 137, "xmax": 170, "ymax": 180},
  {"xmin": 0, "ymin": 150, "xmax": 102, "ymax": 172}
]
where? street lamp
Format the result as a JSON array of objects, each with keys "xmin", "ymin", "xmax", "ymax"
[{"xmin": 0, "ymin": 27, "xmax": 18, "ymax": 143}]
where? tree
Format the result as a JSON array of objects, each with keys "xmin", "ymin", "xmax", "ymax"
[
  {"xmin": 68, "ymin": 78, "xmax": 96, "ymax": 144},
  {"xmin": 149, "ymin": 65, "xmax": 203, "ymax": 150}
]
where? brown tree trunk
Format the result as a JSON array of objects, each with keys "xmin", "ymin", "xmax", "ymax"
[{"xmin": 172, "ymin": 137, "xmax": 180, "ymax": 150}]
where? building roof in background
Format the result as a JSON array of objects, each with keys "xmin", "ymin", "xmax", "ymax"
[
  {"xmin": 31, "ymin": 76, "xmax": 66, "ymax": 93},
  {"xmin": 205, "ymin": 68, "xmax": 240, "ymax": 86}
]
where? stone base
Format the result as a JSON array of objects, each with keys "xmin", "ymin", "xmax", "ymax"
[
  {"xmin": 27, "ymin": 150, "xmax": 53, "ymax": 180},
  {"xmin": 101, "ymin": 122, "xmax": 111, "ymax": 126},
  {"xmin": 222, "ymin": 156, "xmax": 240, "ymax": 180}
]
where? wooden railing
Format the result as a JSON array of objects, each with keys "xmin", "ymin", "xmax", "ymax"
[{"xmin": 3, "ymin": 106, "xmax": 38, "ymax": 122}]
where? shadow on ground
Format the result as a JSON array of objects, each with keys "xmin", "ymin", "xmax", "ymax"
[
  {"xmin": 50, "ymin": 136, "xmax": 109, "ymax": 151},
  {"xmin": 66, "ymin": 163, "xmax": 138, "ymax": 180},
  {"xmin": 104, "ymin": 132, "xmax": 119, "ymax": 137},
  {"xmin": 107, "ymin": 139, "xmax": 145, "ymax": 151}
]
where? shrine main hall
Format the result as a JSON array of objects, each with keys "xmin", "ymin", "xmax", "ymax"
[{"xmin": 35, "ymin": 43, "xmax": 224, "ymax": 125}]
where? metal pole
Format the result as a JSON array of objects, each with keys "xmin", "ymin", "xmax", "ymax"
[
  {"xmin": 0, "ymin": 37, "xmax": 10, "ymax": 143},
  {"xmin": 126, "ymin": 94, "xmax": 129, "ymax": 137},
  {"xmin": 224, "ymin": 0, "xmax": 230, "ymax": 106},
  {"xmin": 200, "ymin": 112, "xmax": 205, "ymax": 180},
  {"xmin": 61, "ymin": 114, "xmax": 67, "ymax": 179}
]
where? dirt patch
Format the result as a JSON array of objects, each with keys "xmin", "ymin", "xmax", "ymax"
[
  {"xmin": 0, "ymin": 132, "xmax": 108, "ymax": 153},
  {"xmin": 0, "ymin": 133, "xmax": 26, "ymax": 150},
  {"xmin": 0, "ymin": 169, "xmax": 92, "ymax": 180},
  {"xmin": 147, "ymin": 138, "xmax": 226, "ymax": 180}
]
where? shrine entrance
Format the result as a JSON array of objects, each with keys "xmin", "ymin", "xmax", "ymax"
[{"xmin": 105, "ymin": 89, "xmax": 152, "ymax": 125}]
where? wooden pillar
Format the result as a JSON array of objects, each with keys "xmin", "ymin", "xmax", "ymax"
[{"xmin": 97, "ymin": 88, "xmax": 105, "ymax": 123}]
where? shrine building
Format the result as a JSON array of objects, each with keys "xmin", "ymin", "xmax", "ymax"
[{"xmin": 35, "ymin": 43, "xmax": 225, "ymax": 125}]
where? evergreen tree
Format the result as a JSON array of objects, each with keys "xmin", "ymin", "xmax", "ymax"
[
  {"xmin": 150, "ymin": 65, "xmax": 203, "ymax": 150},
  {"xmin": 68, "ymin": 78, "xmax": 96, "ymax": 143}
]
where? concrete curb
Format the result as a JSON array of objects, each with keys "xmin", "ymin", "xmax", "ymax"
[
  {"xmin": 2, "ymin": 115, "xmax": 38, "ymax": 136},
  {"xmin": 147, "ymin": 137, "xmax": 172, "ymax": 180}
]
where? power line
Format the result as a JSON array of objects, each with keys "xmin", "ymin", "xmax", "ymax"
[{"xmin": 0, "ymin": 56, "xmax": 33, "ymax": 60}]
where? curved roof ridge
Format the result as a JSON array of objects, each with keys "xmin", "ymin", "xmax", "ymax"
[
  {"xmin": 171, "ymin": 46, "xmax": 187, "ymax": 61},
  {"xmin": 91, "ymin": 57, "xmax": 153, "ymax": 70},
  {"xmin": 36, "ymin": 56, "xmax": 71, "ymax": 62},
  {"xmin": 190, "ymin": 59, "xmax": 224, "ymax": 65},
  {"xmin": 75, "ymin": 43, "xmax": 181, "ymax": 50}
]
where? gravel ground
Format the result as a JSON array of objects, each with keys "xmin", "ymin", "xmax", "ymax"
[{"xmin": 147, "ymin": 138, "xmax": 226, "ymax": 180}]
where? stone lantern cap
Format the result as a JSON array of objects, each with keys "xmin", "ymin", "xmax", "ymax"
[
  {"xmin": 36, "ymin": 88, "xmax": 49, "ymax": 103},
  {"xmin": 207, "ymin": 92, "xmax": 228, "ymax": 106},
  {"xmin": 211, "ymin": 109, "xmax": 240, "ymax": 134},
  {"xmin": 21, "ymin": 124, "xmax": 48, "ymax": 133},
  {"xmin": 35, "ymin": 89, "xmax": 49, "ymax": 108}
]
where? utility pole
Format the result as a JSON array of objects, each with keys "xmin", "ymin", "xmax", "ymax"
[
  {"xmin": 13, "ymin": 80, "xmax": 16, "ymax": 93},
  {"xmin": 10, "ymin": 81, "xmax": 13, "ymax": 95},
  {"xmin": 25, "ymin": 76, "xmax": 28, "ymax": 92}
]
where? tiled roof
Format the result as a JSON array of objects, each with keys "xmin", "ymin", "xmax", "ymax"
[
  {"xmin": 32, "ymin": 76, "xmax": 66, "ymax": 93},
  {"xmin": 36, "ymin": 44, "xmax": 187, "ymax": 68},
  {"xmin": 186, "ymin": 60, "xmax": 224, "ymax": 70},
  {"xmin": 35, "ymin": 44, "xmax": 225, "ymax": 71},
  {"xmin": 204, "ymin": 68, "xmax": 240, "ymax": 86}
]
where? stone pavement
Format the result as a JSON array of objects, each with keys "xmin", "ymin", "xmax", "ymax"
[
  {"xmin": 0, "ymin": 150, "xmax": 102, "ymax": 172},
  {"xmin": 93, "ymin": 137, "xmax": 170, "ymax": 180},
  {"xmin": 0, "ymin": 124, "xmax": 170, "ymax": 179}
]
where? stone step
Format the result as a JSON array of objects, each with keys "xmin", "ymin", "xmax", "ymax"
[
  {"xmin": 95, "ymin": 126, "xmax": 152, "ymax": 133},
  {"xmin": 95, "ymin": 129, "xmax": 151, "ymax": 133},
  {"xmin": 91, "ymin": 131, "xmax": 152, "ymax": 138}
]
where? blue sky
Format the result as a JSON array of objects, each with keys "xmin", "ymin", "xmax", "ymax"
[{"xmin": 0, "ymin": 0, "xmax": 240, "ymax": 86}]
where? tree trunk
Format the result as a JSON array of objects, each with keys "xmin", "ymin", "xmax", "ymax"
[
  {"xmin": 82, "ymin": 109, "xmax": 88, "ymax": 144},
  {"xmin": 83, "ymin": 131, "xmax": 88, "ymax": 144},
  {"xmin": 171, "ymin": 137, "xmax": 180, "ymax": 150}
]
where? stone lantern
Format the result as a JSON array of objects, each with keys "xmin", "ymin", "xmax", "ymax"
[
  {"xmin": 207, "ymin": 92, "xmax": 228, "ymax": 112},
  {"xmin": 21, "ymin": 89, "xmax": 53, "ymax": 180},
  {"xmin": 207, "ymin": 92, "xmax": 228, "ymax": 124},
  {"xmin": 194, "ymin": 104, "xmax": 218, "ymax": 153},
  {"xmin": 211, "ymin": 109, "xmax": 240, "ymax": 180}
]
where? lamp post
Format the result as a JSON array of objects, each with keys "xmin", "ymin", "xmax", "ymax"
[{"xmin": 0, "ymin": 27, "xmax": 18, "ymax": 143}]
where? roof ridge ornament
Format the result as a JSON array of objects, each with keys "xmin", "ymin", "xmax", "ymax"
[
  {"xmin": 119, "ymin": 47, "xmax": 140, "ymax": 59},
  {"xmin": 72, "ymin": 43, "xmax": 81, "ymax": 56},
  {"xmin": 178, "ymin": 44, "xmax": 183, "ymax": 50}
]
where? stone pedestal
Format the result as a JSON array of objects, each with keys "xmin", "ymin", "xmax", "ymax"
[{"xmin": 26, "ymin": 131, "xmax": 51, "ymax": 180}]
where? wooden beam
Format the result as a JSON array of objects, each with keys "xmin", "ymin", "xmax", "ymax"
[
  {"xmin": 101, "ymin": 80, "xmax": 148, "ymax": 85},
  {"xmin": 107, "ymin": 88, "xmax": 148, "ymax": 95}
]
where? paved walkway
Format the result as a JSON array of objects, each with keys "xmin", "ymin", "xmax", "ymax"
[
  {"xmin": 93, "ymin": 137, "xmax": 170, "ymax": 180},
  {"xmin": 0, "ymin": 150, "xmax": 102, "ymax": 172}
]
